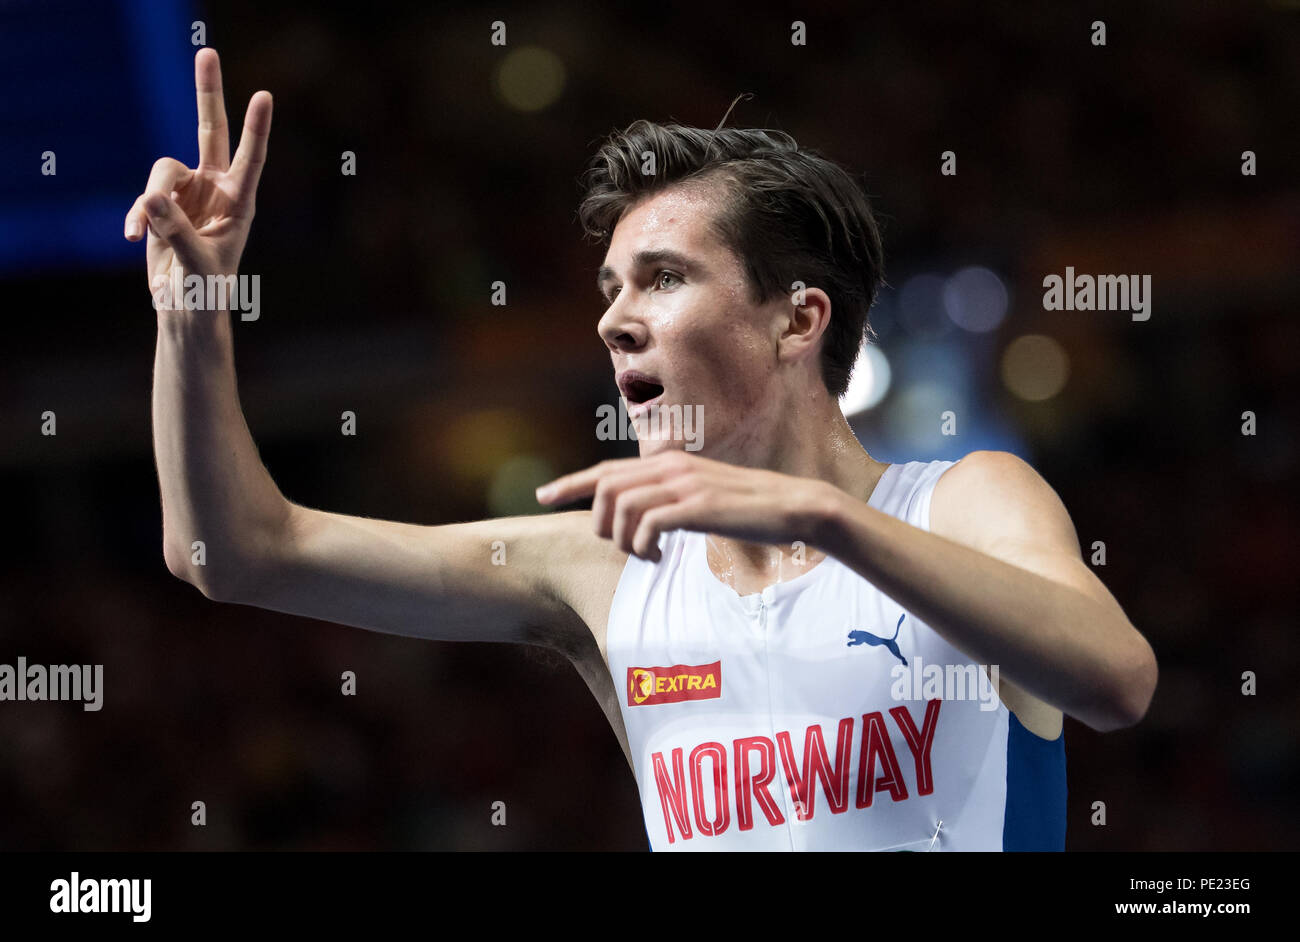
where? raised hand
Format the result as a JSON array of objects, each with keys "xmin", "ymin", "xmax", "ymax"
[{"xmin": 124, "ymin": 48, "xmax": 272, "ymax": 309}]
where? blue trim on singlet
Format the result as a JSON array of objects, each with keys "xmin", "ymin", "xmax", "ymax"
[{"xmin": 1002, "ymin": 711, "xmax": 1067, "ymax": 850}]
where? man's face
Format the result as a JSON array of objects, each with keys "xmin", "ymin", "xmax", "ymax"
[{"xmin": 596, "ymin": 182, "xmax": 785, "ymax": 459}]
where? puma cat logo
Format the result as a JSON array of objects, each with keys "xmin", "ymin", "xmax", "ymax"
[{"xmin": 847, "ymin": 613, "xmax": 908, "ymax": 666}]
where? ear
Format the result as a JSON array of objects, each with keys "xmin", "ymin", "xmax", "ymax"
[{"xmin": 776, "ymin": 286, "xmax": 832, "ymax": 369}]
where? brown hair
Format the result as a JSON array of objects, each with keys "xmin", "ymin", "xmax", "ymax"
[{"xmin": 578, "ymin": 118, "xmax": 885, "ymax": 397}]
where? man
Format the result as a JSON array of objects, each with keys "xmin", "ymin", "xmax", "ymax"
[{"xmin": 127, "ymin": 49, "xmax": 1157, "ymax": 851}]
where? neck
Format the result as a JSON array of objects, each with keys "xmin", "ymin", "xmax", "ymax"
[{"xmin": 705, "ymin": 386, "xmax": 888, "ymax": 584}]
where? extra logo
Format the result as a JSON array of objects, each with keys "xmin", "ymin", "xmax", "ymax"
[
  {"xmin": 847, "ymin": 613, "xmax": 908, "ymax": 666},
  {"xmin": 627, "ymin": 661, "xmax": 722, "ymax": 707}
]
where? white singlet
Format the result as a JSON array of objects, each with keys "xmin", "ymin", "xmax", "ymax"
[{"xmin": 605, "ymin": 459, "xmax": 1067, "ymax": 851}]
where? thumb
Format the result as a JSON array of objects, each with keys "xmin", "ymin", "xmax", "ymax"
[{"xmin": 143, "ymin": 192, "xmax": 207, "ymax": 273}]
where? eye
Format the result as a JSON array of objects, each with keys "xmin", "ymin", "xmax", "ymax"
[{"xmin": 654, "ymin": 270, "xmax": 682, "ymax": 290}]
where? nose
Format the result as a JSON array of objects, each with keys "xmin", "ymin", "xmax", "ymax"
[{"xmin": 597, "ymin": 296, "xmax": 649, "ymax": 354}]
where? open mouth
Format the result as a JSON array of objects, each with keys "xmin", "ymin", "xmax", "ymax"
[
  {"xmin": 625, "ymin": 379, "xmax": 665, "ymax": 405},
  {"xmin": 618, "ymin": 371, "xmax": 665, "ymax": 410}
]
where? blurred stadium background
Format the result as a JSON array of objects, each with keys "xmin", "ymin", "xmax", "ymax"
[{"xmin": 0, "ymin": 0, "xmax": 1296, "ymax": 849}]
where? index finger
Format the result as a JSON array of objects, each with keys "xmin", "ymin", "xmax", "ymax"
[
  {"xmin": 536, "ymin": 459, "xmax": 641, "ymax": 505},
  {"xmin": 195, "ymin": 48, "xmax": 230, "ymax": 170}
]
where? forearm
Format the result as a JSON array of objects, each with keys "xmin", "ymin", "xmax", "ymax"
[
  {"xmin": 153, "ymin": 308, "xmax": 290, "ymax": 599},
  {"xmin": 814, "ymin": 486, "xmax": 1155, "ymax": 731}
]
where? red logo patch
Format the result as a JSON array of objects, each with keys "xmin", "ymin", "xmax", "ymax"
[{"xmin": 627, "ymin": 661, "xmax": 722, "ymax": 706}]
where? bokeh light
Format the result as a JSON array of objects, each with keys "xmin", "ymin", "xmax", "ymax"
[
  {"xmin": 488, "ymin": 454, "xmax": 556, "ymax": 517},
  {"xmin": 1001, "ymin": 334, "xmax": 1070, "ymax": 401},
  {"xmin": 495, "ymin": 46, "xmax": 565, "ymax": 112},
  {"xmin": 839, "ymin": 343, "xmax": 892, "ymax": 416},
  {"xmin": 943, "ymin": 266, "xmax": 1009, "ymax": 333}
]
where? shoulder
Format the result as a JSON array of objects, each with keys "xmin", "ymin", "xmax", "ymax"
[
  {"xmin": 930, "ymin": 450, "xmax": 1079, "ymax": 555},
  {"xmin": 933, "ymin": 449, "xmax": 1052, "ymax": 502}
]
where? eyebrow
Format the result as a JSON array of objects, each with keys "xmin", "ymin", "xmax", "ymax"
[{"xmin": 596, "ymin": 249, "xmax": 696, "ymax": 295}]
